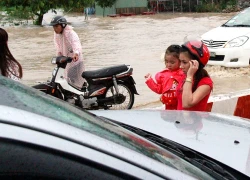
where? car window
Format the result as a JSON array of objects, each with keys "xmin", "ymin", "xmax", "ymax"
[
  {"xmin": 225, "ymin": 8, "xmax": 250, "ymax": 26},
  {"xmin": 0, "ymin": 76, "xmax": 213, "ymax": 179},
  {"xmin": 0, "ymin": 138, "xmax": 137, "ymax": 180}
]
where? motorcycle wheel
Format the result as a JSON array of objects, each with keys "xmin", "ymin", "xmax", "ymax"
[{"xmin": 105, "ymin": 83, "xmax": 134, "ymax": 110}]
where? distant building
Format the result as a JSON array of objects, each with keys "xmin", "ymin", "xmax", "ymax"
[
  {"xmin": 95, "ymin": 0, "xmax": 148, "ymax": 16},
  {"xmin": 95, "ymin": 0, "xmax": 183, "ymax": 16},
  {"xmin": 96, "ymin": 0, "xmax": 247, "ymax": 16}
]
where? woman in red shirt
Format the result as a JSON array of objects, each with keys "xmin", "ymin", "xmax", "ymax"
[{"xmin": 177, "ymin": 40, "xmax": 213, "ymax": 111}]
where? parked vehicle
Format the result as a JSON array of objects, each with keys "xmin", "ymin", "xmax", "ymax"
[
  {"xmin": 33, "ymin": 56, "xmax": 138, "ymax": 110},
  {"xmin": 201, "ymin": 7, "xmax": 250, "ymax": 67},
  {"xmin": 1, "ymin": 75, "xmax": 250, "ymax": 179}
]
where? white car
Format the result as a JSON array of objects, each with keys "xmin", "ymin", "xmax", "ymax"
[{"xmin": 201, "ymin": 7, "xmax": 250, "ymax": 67}]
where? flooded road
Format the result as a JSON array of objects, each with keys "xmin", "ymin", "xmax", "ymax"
[{"xmin": 4, "ymin": 12, "xmax": 250, "ymax": 109}]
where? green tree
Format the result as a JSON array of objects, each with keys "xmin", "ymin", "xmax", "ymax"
[
  {"xmin": 95, "ymin": 0, "xmax": 117, "ymax": 17},
  {"xmin": 0, "ymin": 0, "xmax": 94, "ymax": 25}
]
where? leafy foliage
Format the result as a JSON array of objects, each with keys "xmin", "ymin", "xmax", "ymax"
[
  {"xmin": 196, "ymin": 0, "xmax": 238, "ymax": 12},
  {"xmin": 0, "ymin": 0, "xmax": 94, "ymax": 25},
  {"xmin": 95, "ymin": 0, "xmax": 117, "ymax": 8}
]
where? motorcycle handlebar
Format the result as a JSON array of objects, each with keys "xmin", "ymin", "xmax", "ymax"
[{"xmin": 51, "ymin": 56, "xmax": 73, "ymax": 64}]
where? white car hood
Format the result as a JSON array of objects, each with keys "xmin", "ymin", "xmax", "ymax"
[
  {"xmin": 92, "ymin": 110, "xmax": 250, "ymax": 177},
  {"xmin": 202, "ymin": 26, "xmax": 250, "ymax": 41}
]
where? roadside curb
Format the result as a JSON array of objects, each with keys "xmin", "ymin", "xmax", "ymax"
[
  {"xmin": 207, "ymin": 89, "xmax": 250, "ymax": 119},
  {"xmin": 141, "ymin": 89, "xmax": 250, "ymax": 119}
]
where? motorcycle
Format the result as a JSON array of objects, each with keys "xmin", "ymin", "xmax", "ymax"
[{"xmin": 33, "ymin": 56, "xmax": 139, "ymax": 110}]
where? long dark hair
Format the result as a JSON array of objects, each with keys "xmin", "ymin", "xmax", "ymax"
[
  {"xmin": 180, "ymin": 47, "xmax": 210, "ymax": 92},
  {"xmin": 0, "ymin": 28, "xmax": 23, "ymax": 78}
]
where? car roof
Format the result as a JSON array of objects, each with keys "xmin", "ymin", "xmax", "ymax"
[{"xmin": 91, "ymin": 109, "xmax": 250, "ymax": 177}]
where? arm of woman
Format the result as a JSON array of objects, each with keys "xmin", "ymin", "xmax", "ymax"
[
  {"xmin": 182, "ymin": 83, "xmax": 211, "ymax": 108},
  {"xmin": 54, "ymin": 33, "xmax": 62, "ymax": 56},
  {"xmin": 66, "ymin": 30, "xmax": 82, "ymax": 61},
  {"xmin": 182, "ymin": 60, "xmax": 212, "ymax": 108}
]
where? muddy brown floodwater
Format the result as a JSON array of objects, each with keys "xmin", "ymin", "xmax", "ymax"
[{"xmin": 4, "ymin": 12, "xmax": 250, "ymax": 109}]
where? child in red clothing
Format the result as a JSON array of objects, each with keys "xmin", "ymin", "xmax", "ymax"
[{"xmin": 145, "ymin": 45, "xmax": 184, "ymax": 110}]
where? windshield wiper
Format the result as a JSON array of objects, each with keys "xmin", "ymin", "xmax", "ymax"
[
  {"xmin": 231, "ymin": 24, "xmax": 250, "ymax": 27},
  {"xmin": 221, "ymin": 24, "xmax": 230, "ymax": 27},
  {"xmin": 114, "ymin": 121, "xmax": 249, "ymax": 180}
]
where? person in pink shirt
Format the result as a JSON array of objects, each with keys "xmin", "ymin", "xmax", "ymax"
[
  {"xmin": 177, "ymin": 40, "xmax": 213, "ymax": 111},
  {"xmin": 145, "ymin": 45, "xmax": 184, "ymax": 110},
  {"xmin": 50, "ymin": 16, "xmax": 85, "ymax": 88}
]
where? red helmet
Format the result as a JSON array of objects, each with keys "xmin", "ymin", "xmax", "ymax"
[{"xmin": 182, "ymin": 40, "xmax": 210, "ymax": 66}]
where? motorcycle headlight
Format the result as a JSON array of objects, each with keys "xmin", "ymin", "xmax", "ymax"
[
  {"xmin": 224, "ymin": 36, "xmax": 249, "ymax": 48},
  {"xmin": 52, "ymin": 67, "xmax": 58, "ymax": 77},
  {"xmin": 51, "ymin": 57, "xmax": 57, "ymax": 64}
]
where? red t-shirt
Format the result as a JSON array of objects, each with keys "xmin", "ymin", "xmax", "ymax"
[{"xmin": 176, "ymin": 77, "xmax": 213, "ymax": 111}]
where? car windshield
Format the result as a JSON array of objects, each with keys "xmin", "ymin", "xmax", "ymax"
[
  {"xmin": 223, "ymin": 8, "xmax": 250, "ymax": 27},
  {"xmin": 0, "ymin": 76, "xmax": 213, "ymax": 179}
]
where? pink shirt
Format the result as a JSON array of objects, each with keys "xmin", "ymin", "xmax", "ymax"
[
  {"xmin": 54, "ymin": 25, "xmax": 85, "ymax": 88},
  {"xmin": 177, "ymin": 77, "xmax": 213, "ymax": 111}
]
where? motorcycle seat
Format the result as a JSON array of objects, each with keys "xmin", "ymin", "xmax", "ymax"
[{"xmin": 82, "ymin": 64, "xmax": 128, "ymax": 79}]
